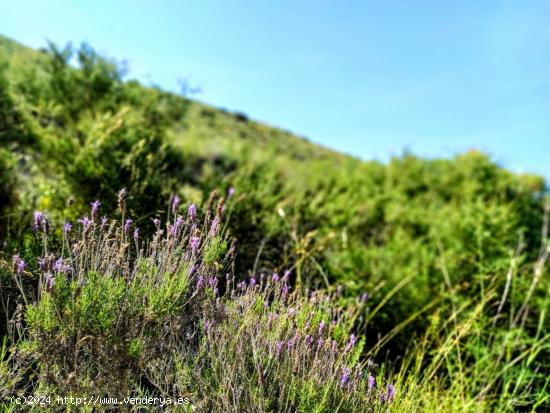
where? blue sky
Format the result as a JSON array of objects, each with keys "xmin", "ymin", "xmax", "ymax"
[{"xmin": 2, "ymin": 0, "xmax": 549, "ymax": 179}]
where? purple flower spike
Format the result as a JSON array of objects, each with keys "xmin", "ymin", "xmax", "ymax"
[
  {"xmin": 188, "ymin": 204, "xmax": 197, "ymax": 220},
  {"xmin": 227, "ymin": 187, "xmax": 235, "ymax": 199},
  {"xmin": 63, "ymin": 222, "xmax": 72, "ymax": 235},
  {"xmin": 197, "ymin": 275, "xmax": 204, "ymax": 289},
  {"xmin": 101, "ymin": 216, "xmax": 108, "ymax": 227},
  {"xmin": 78, "ymin": 216, "xmax": 91, "ymax": 230},
  {"xmin": 282, "ymin": 270, "xmax": 290, "ymax": 283},
  {"xmin": 133, "ymin": 227, "xmax": 139, "ymax": 242},
  {"xmin": 340, "ymin": 368, "xmax": 350, "ymax": 386},
  {"xmin": 368, "ymin": 374, "xmax": 376, "ymax": 392},
  {"xmin": 171, "ymin": 195, "xmax": 181, "ymax": 214},
  {"xmin": 13, "ymin": 255, "xmax": 26, "ymax": 274},
  {"xmin": 209, "ymin": 216, "xmax": 219, "ymax": 235},
  {"xmin": 287, "ymin": 338, "xmax": 293, "ymax": 351},
  {"xmin": 276, "ymin": 340, "xmax": 283, "ymax": 356},
  {"xmin": 190, "ymin": 236, "xmax": 200, "ymax": 253},
  {"xmin": 90, "ymin": 200, "xmax": 101, "ymax": 218},
  {"xmin": 33, "ymin": 211, "xmax": 44, "ymax": 232},
  {"xmin": 305, "ymin": 335, "xmax": 313, "ymax": 345},
  {"xmin": 319, "ymin": 320, "xmax": 325, "ymax": 335},
  {"xmin": 317, "ymin": 338, "xmax": 324, "ymax": 348},
  {"xmin": 385, "ymin": 384, "xmax": 396, "ymax": 403},
  {"xmin": 249, "ymin": 277, "xmax": 256, "ymax": 286},
  {"xmin": 124, "ymin": 218, "xmax": 133, "ymax": 233},
  {"xmin": 45, "ymin": 274, "xmax": 55, "ymax": 292},
  {"xmin": 345, "ymin": 334, "xmax": 357, "ymax": 352},
  {"xmin": 361, "ymin": 292, "xmax": 368, "ymax": 304},
  {"xmin": 272, "ymin": 272, "xmax": 280, "ymax": 283},
  {"xmin": 38, "ymin": 257, "xmax": 47, "ymax": 271},
  {"xmin": 53, "ymin": 258, "xmax": 63, "ymax": 273}
]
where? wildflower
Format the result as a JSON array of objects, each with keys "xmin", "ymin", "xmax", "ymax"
[
  {"xmin": 171, "ymin": 195, "xmax": 181, "ymax": 214},
  {"xmin": 345, "ymin": 334, "xmax": 357, "ymax": 353},
  {"xmin": 384, "ymin": 384, "xmax": 396, "ymax": 403},
  {"xmin": 190, "ymin": 236, "xmax": 200, "ymax": 253},
  {"xmin": 361, "ymin": 292, "xmax": 368, "ymax": 304},
  {"xmin": 317, "ymin": 338, "xmax": 324, "ymax": 349},
  {"xmin": 227, "ymin": 187, "xmax": 235, "ymax": 199},
  {"xmin": 332, "ymin": 340, "xmax": 337, "ymax": 352},
  {"xmin": 33, "ymin": 211, "xmax": 44, "ymax": 232},
  {"xmin": 100, "ymin": 216, "xmax": 108, "ymax": 227},
  {"xmin": 340, "ymin": 367, "xmax": 350, "ymax": 386},
  {"xmin": 367, "ymin": 374, "xmax": 376, "ymax": 392},
  {"xmin": 189, "ymin": 265, "xmax": 196, "ymax": 276},
  {"xmin": 13, "ymin": 255, "xmax": 26, "ymax": 274},
  {"xmin": 90, "ymin": 200, "xmax": 101, "ymax": 218},
  {"xmin": 237, "ymin": 281, "xmax": 246, "ymax": 290},
  {"xmin": 305, "ymin": 335, "xmax": 313, "ymax": 345},
  {"xmin": 272, "ymin": 272, "xmax": 280, "ymax": 283},
  {"xmin": 197, "ymin": 275, "xmax": 205, "ymax": 289},
  {"xmin": 174, "ymin": 216, "xmax": 184, "ymax": 232},
  {"xmin": 282, "ymin": 270, "xmax": 290, "ymax": 283},
  {"xmin": 188, "ymin": 204, "xmax": 197, "ymax": 220},
  {"xmin": 53, "ymin": 258, "xmax": 63, "ymax": 273},
  {"xmin": 282, "ymin": 284, "xmax": 290, "ymax": 295},
  {"xmin": 38, "ymin": 257, "xmax": 47, "ymax": 271},
  {"xmin": 133, "ymin": 227, "xmax": 139, "ymax": 242},
  {"xmin": 78, "ymin": 216, "xmax": 91, "ymax": 230},
  {"xmin": 249, "ymin": 277, "xmax": 256, "ymax": 286},
  {"xmin": 153, "ymin": 218, "xmax": 161, "ymax": 228},
  {"xmin": 208, "ymin": 277, "xmax": 218, "ymax": 288},
  {"xmin": 45, "ymin": 274, "xmax": 55, "ymax": 293},
  {"xmin": 319, "ymin": 320, "xmax": 325, "ymax": 335},
  {"xmin": 287, "ymin": 338, "xmax": 294, "ymax": 351},
  {"xmin": 276, "ymin": 340, "xmax": 283, "ymax": 357},
  {"xmin": 63, "ymin": 222, "xmax": 72, "ymax": 235},
  {"xmin": 124, "ymin": 218, "xmax": 133, "ymax": 233},
  {"xmin": 210, "ymin": 216, "xmax": 219, "ymax": 235}
]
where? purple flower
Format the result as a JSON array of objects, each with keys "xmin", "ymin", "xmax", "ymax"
[
  {"xmin": 53, "ymin": 258, "xmax": 63, "ymax": 273},
  {"xmin": 249, "ymin": 277, "xmax": 256, "ymax": 287},
  {"xmin": 272, "ymin": 272, "xmax": 280, "ymax": 283},
  {"xmin": 345, "ymin": 334, "xmax": 357, "ymax": 353},
  {"xmin": 208, "ymin": 277, "xmax": 218, "ymax": 288},
  {"xmin": 282, "ymin": 284, "xmax": 290, "ymax": 295},
  {"xmin": 63, "ymin": 222, "xmax": 72, "ymax": 235},
  {"xmin": 282, "ymin": 270, "xmax": 290, "ymax": 283},
  {"xmin": 227, "ymin": 187, "xmax": 235, "ymax": 199},
  {"xmin": 384, "ymin": 384, "xmax": 396, "ymax": 403},
  {"xmin": 90, "ymin": 200, "xmax": 101, "ymax": 218},
  {"xmin": 12, "ymin": 255, "xmax": 26, "ymax": 274},
  {"xmin": 287, "ymin": 338, "xmax": 294, "ymax": 351},
  {"xmin": 319, "ymin": 320, "xmax": 326, "ymax": 335},
  {"xmin": 368, "ymin": 374, "xmax": 376, "ymax": 392},
  {"xmin": 276, "ymin": 340, "xmax": 283, "ymax": 356},
  {"xmin": 340, "ymin": 368, "xmax": 350, "ymax": 386},
  {"xmin": 133, "ymin": 227, "xmax": 139, "ymax": 242},
  {"xmin": 171, "ymin": 195, "xmax": 181, "ymax": 214},
  {"xmin": 124, "ymin": 218, "xmax": 133, "ymax": 233},
  {"xmin": 153, "ymin": 218, "xmax": 161, "ymax": 228},
  {"xmin": 38, "ymin": 257, "xmax": 47, "ymax": 271},
  {"xmin": 78, "ymin": 216, "xmax": 91, "ymax": 230},
  {"xmin": 332, "ymin": 340, "xmax": 337, "ymax": 352},
  {"xmin": 237, "ymin": 281, "xmax": 246, "ymax": 290},
  {"xmin": 361, "ymin": 292, "xmax": 368, "ymax": 304},
  {"xmin": 100, "ymin": 216, "xmax": 108, "ymax": 227},
  {"xmin": 189, "ymin": 265, "xmax": 196, "ymax": 276},
  {"xmin": 305, "ymin": 335, "xmax": 313, "ymax": 345},
  {"xmin": 197, "ymin": 275, "xmax": 205, "ymax": 289},
  {"xmin": 190, "ymin": 236, "xmax": 200, "ymax": 253},
  {"xmin": 33, "ymin": 211, "xmax": 44, "ymax": 232},
  {"xmin": 317, "ymin": 338, "xmax": 324, "ymax": 348},
  {"xmin": 188, "ymin": 204, "xmax": 197, "ymax": 220},
  {"xmin": 45, "ymin": 274, "xmax": 55, "ymax": 292},
  {"xmin": 175, "ymin": 216, "xmax": 184, "ymax": 231},
  {"xmin": 209, "ymin": 216, "xmax": 219, "ymax": 235}
]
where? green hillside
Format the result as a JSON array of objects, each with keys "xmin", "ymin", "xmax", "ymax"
[{"xmin": 1, "ymin": 35, "xmax": 549, "ymax": 411}]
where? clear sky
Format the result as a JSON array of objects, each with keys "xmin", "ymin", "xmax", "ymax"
[{"xmin": 1, "ymin": 0, "xmax": 549, "ymax": 180}]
